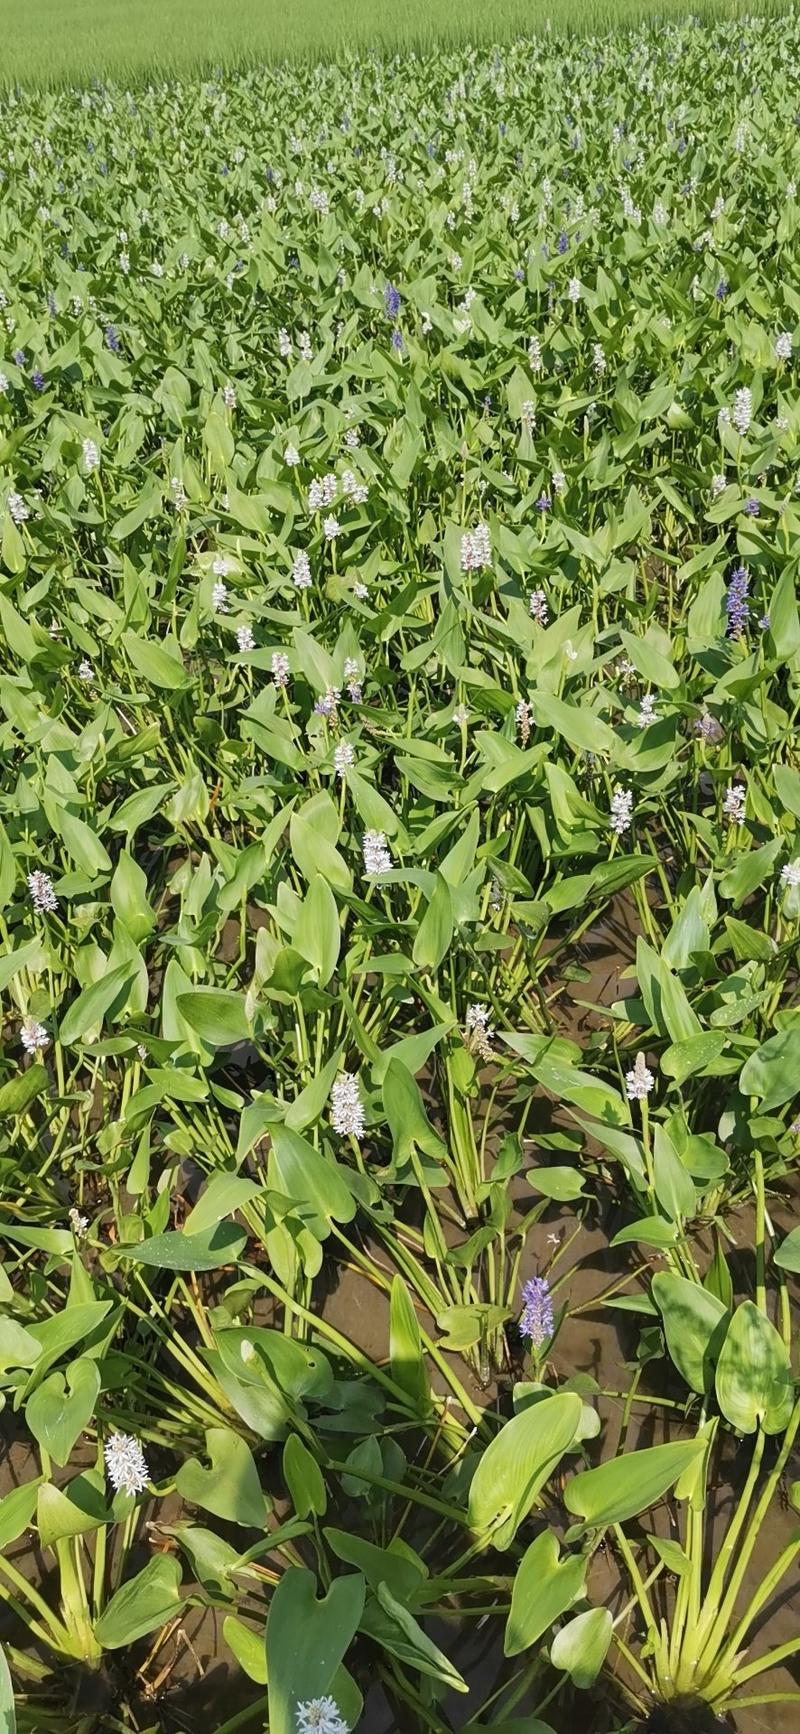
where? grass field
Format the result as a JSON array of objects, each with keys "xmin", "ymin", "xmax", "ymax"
[{"xmin": 0, "ymin": 0, "xmax": 782, "ymax": 87}]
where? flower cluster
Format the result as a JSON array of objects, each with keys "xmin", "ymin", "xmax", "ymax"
[
  {"xmin": 520, "ymin": 1277, "xmax": 554, "ymax": 1348},
  {"xmin": 362, "ymin": 831, "xmax": 392, "ymax": 876},
  {"xmin": 725, "ymin": 565, "xmax": 750, "ymax": 636},
  {"xmin": 626, "ymin": 1051, "xmax": 654, "ymax": 1101},
  {"xmin": 28, "ymin": 870, "xmax": 58, "ymax": 913},
  {"xmin": 104, "ymin": 1433, "xmax": 150, "ymax": 1497},
  {"xmin": 460, "ymin": 524, "xmax": 491, "ymax": 572},
  {"xmin": 296, "ymin": 1700, "xmax": 349, "ymax": 1734},
  {"xmin": 723, "ymin": 783, "xmax": 747, "ymax": 824},
  {"xmin": 330, "ymin": 1072, "xmax": 364, "ymax": 1140},
  {"xmin": 465, "ymin": 1003, "xmax": 494, "ymax": 1061},
  {"xmin": 609, "ymin": 787, "xmax": 634, "ymax": 836}
]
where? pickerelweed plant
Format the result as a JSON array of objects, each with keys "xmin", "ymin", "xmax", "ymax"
[
  {"xmin": 0, "ymin": 9, "xmax": 800, "ymax": 1729},
  {"xmin": 575, "ymin": 1159, "xmax": 800, "ymax": 1720}
]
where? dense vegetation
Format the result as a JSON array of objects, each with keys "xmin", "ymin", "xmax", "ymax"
[
  {"xmin": 0, "ymin": 11, "xmax": 799, "ymax": 1733},
  {"xmin": 0, "ymin": 0, "xmax": 783, "ymax": 89}
]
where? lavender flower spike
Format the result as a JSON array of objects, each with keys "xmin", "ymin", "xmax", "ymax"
[
  {"xmin": 520, "ymin": 1276, "xmax": 554, "ymax": 1348},
  {"xmin": 725, "ymin": 564, "xmax": 750, "ymax": 637}
]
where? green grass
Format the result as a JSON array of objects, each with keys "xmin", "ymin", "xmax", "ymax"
[{"xmin": 1, "ymin": 0, "xmax": 783, "ymax": 89}]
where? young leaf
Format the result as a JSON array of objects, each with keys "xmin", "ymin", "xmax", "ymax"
[
  {"xmin": 368, "ymin": 1581, "xmax": 469, "ymax": 1693},
  {"xmin": 550, "ymin": 1607, "xmax": 613, "ymax": 1687},
  {"xmin": 564, "ymin": 1438, "xmax": 704, "ymax": 1530},
  {"xmin": 505, "ymin": 1529, "xmax": 587, "ymax": 1656},
  {"xmin": 468, "ymin": 1393, "xmax": 582, "ymax": 1548}
]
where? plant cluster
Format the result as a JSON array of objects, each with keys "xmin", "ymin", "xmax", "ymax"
[{"xmin": 0, "ymin": 13, "xmax": 798, "ymax": 1733}]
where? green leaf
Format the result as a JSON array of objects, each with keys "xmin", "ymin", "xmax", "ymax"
[
  {"xmin": 176, "ymin": 989, "xmax": 251, "ymax": 1048},
  {"xmin": 26, "ymin": 1302, "xmax": 113, "ymax": 1383},
  {"xmin": 718, "ymin": 839, "xmax": 782, "ymax": 906},
  {"xmin": 531, "ymin": 691, "xmax": 616, "ymax": 757},
  {"xmin": 266, "ymin": 1568, "xmax": 365, "ymax": 1734},
  {"xmin": 0, "ymin": 1642, "xmax": 14, "ymax": 1734},
  {"xmin": 527, "ymin": 1167, "xmax": 586, "ymax": 1201},
  {"xmin": 651, "ymin": 1536, "xmax": 691, "ymax": 1577},
  {"xmin": 184, "ymin": 1173, "xmax": 262, "ymax": 1235},
  {"xmin": 223, "ymin": 1615, "xmax": 268, "ymax": 1685},
  {"xmin": 60, "ymin": 965, "xmax": 135, "ymax": 1045},
  {"xmin": 290, "ymin": 794, "xmax": 352, "ymax": 892},
  {"xmin": 505, "ymin": 1530, "xmax": 587, "ymax": 1657},
  {"xmin": 662, "ymin": 884, "xmax": 712, "ymax": 970},
  {"xmin": 119, "ymin": 1222, "xmax": 247, "ymax": 1271},
  {"xmin": 564, "ymin": 1438, "xmax": 704, "ymax": 1529},
  {"xmin": 653, "ymin": 1123, "xmax": 696, "ymax": 1223},
  {"xmin": 283, "ymin": 1434, "xmax": 327, "ymax": 1519},
  {"xmin": 610, "ymin": 1215, "xmax": 677, "ymax": 1249},
  {"xmin": 412, "ymin": 873, "xmax": 454, "ymax": 972},
  {"xmin": 389, "ymin": 1276, "xmax": 430, "ymax": 1409},
  {"xmin": 715, "ymin": 1301, "xmax": 794, "ymax": 1435},
  {"xmin": 169, "ymin": 1522, "xmax": 241, "ymax": 1598},
  {"xmin": 110, "ymin": 849, "xmax": 155, "ymax": 941},
  {"xmin": 285, "ymin": 1050, "xmax": 344, "ymax": 1132},
  {"xmin": 0, "ymin": 1484, "xmax": 40, "ymax": 1551},
  {"xmin": 94, "ymin": 1555, "xmax": 183, "ymax": 1649},
  {"xmin": 37, "ymin": 1474, "xmax": 110, "ymax": 1547},
  {"xmin": 774, "ymin": 764, "xmax": 800, "ymax": 820},
  {"xmin": 636, "ymin": 939, "xmax": 701, "ymax": 1043},
  {"xmin": 0, "ymin": 821, "xmax": 17, "ymax": 912},
  {"xmin": 0, "ymin": 1316, "xmax": 41, "ymax": 1370},
  {"xmin": 48, "ymin": 808, "xmax": 112, "ymax": 876},
  {"xmin": 661, "ymin": 1033, "xmax": 727, "ymax": 1085},
  {"xmin": 526, "ymin": 1053, "xmax": 627, "ymax": 1125},
  {"xmin": 370, "ymin": 1581, "xmax": 469, "ymax": 1693},
  {"xmin": 122, "ymin": 629, "xmax": 188, "ymax": 690},
  {"xmin": 294, "ymin": 873, "xmax": 341, "ymax": 987},
  {"xmin": 324, "ymin": 1530, "xmax": 426, "ymax": 1602},
  {"xmin": 177, "ymin": 1428, "xmax": 267, "ymax": 1528},
  {"xmin": 26, "ymin": 1357, "xmax": 100, "ymax": 1467},
  {"xmin": 550, "ymin": 1607, "xmax": 613, "ymax": 1688},
  {"xmin": 268, "ymin": 1125, "xmax": 356, "ymax": 1230},
  {"xmin": 775, "ymin": 1226, "xmax": 800, "ymax": 1274},
  {"xmin": 704, "ymin": 1238, "xmax": 734, "ymax": 1310},
  {"xmin": 740, "ymin": 1029, "xmax": 800, "ymax": 1111},
  {"xmin": 0, "ymin": 1064, "xmax": 49, "ymax": 1118},
  {"xmin": 382, "ymin": 1060, "xmax": 447, "ymax": 1174},
  {"xmin": 468, "ymin": 1393, "xmax": 582, "ymax": 1549},
  {"xmin": 618, "ymin": 630, "xmax": 679, "ymax": 690},
  {"xmin": 768, "ymin": 566, "xmax": 800, "ymax": 658},
  {"xmin": 652, "ymin": 1273, "xmax": 729, "ymax": 1394}
]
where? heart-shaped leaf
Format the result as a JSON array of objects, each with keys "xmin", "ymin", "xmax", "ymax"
[
  {"xmin": 26, "ymin": 1358, "xmax": 100, "ymax": 1467},
  {"xmin": 505, "ymin": 1529, "xmax": 587, "ymax": 1656},
  {"xmin": 265, "ymin": 1568, "xmax": 365, "ymax": 1734},
  {"xmin": 176, "ymin": 1428, "xmax": 267, "ymax": 1528}
]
